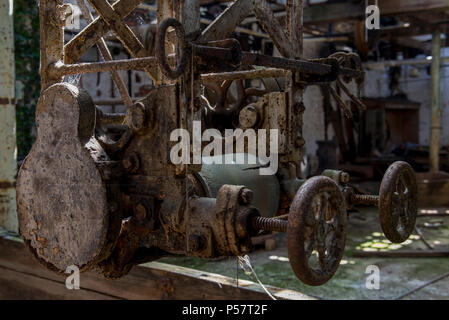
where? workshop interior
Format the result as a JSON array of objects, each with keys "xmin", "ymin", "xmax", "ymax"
[{"xmin": 0, "ymin": 0, "xmax": 448, "ymax": 300}]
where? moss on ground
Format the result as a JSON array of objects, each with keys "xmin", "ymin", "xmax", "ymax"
[{"xmin": 160, "ymin": 207, "xmax": 449, "ymax": 300}]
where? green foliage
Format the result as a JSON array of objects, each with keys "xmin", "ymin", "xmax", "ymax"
[{"xmin": 14, "ymin": 0, "xmax": 40, "ymax": 159}]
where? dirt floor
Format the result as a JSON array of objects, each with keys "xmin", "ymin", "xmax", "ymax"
[{"xmin": 160, "ymin": 206, "xmax": 449, "ymax": 300}]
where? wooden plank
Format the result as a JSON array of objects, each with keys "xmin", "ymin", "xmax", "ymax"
[
  {"xmin": 379, "ymin": 0, "xmax": 449, "ymax": 15},
  {"xmin": 0, "ymin": 266, "xmax": 117, "ymax": 300},
  {"xmin": 198, "ymin": 0, "xmax": 254, "ymax": 43},
  {"xmin": 0, "ymin": 235, "xmax": 314, "ymax": 300}
]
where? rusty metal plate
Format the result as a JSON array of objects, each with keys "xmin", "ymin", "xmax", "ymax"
[{"xmin": 16, "ymin": 83, "xmax": 121, "ymax": 273}]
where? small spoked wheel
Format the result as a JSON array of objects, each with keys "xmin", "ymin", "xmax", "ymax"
[
  {"xmin": 288, "ymin": 176, "xmax": 347, "ymax": 286},
  {"xmin": 379, "ymin": 161, "xmax": 418, "ymax": 243}
]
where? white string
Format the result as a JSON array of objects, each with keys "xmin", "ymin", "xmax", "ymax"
[{"xmin": 238, "ymin": 255, "xmax": 277, "ymax": 300}]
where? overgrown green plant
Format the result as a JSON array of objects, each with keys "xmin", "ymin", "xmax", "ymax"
[{"xmin": 14, "ymin": 0, "xmax": 40, "ymax": 159}]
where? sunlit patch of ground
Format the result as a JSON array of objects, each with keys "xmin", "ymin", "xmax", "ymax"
[{"xmin": 160, "ymin": 207, "xmax": 449, "ymax": 300}]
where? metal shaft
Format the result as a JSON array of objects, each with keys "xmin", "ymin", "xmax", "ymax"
[
  {"xmin": 351, "ymin": 194, "xmax": 379, "ymax": 206},
  {"xmin": 251, "ymin": 216, "xmax": 288, "ymax": 233}
]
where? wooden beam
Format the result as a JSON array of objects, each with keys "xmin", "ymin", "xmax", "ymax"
[
  {"xmin": 0, "ymin": 233, "xmax": 314, "ymax": 300},
  {"xmin": 260, "ymin": 0, "xmax": 449, "ymax": 25},
  {"xmin": 379, "ymin": 0, "xmax": 449, "ymax": 16}
]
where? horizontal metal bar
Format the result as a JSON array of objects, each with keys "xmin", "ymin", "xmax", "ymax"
[
  {"xmin": 201, "ymin": 68, "xmax": 286, "ymax": 82},
  {"xmin": 48, "ymin": 57, "xmax": 161, "ymax": 77}
]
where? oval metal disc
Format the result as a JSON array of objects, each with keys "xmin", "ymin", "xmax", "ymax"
[{"xmin": 17, "ymin": 83, "xmax": 120, "ymax": 273}]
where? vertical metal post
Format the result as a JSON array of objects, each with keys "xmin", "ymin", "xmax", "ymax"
[
  {"xmin": 284, "ymin": 0, "xmax": 305, "ymax": 173},
  {"xmin": 0, "ymin": 0, "xmax": 18, "ymax": 232},
  {"xmin": 430, "ymin": 31, "xmax": 441, "ymax": 173}
]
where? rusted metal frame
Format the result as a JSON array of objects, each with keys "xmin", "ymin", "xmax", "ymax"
[
  {"xmin": 64, "ymin": 0, "xmax": 143, "ymax": 64},
  {"xmin": 284, "ymin": 1, "xmax": 304, "ymax": 167},
  {"xmin": 286, "ymin": 0, "xmax": 302, "ymax": 58},
  {"xmin": 327, "ymin": 84, "xmax": 353, "ymax": 119},
  {"xmin": 242, "ymin": 52, "xmax": 329, "ymax": 76},
  {"xmin": 40, "ymin": 0, "xmax": 65, "ymax": 89},
  {"xmin": 179, "ymin": 0, "xmax": 202, "ymax": 175},
  {"xmin": 76, "ymin": 0, "xmax": 133, "ymax": 108},
  {"xmin": 87, "ymin": 0, "xmax": 158, "ymax": 82},
  {"xmin": 156, "ymin": 0, "xmax": 174, "ymax": 84},
  {"xmin": 49, "ymin": 57, "xmax": 160, "ymax": 77},
  {"xmin": 254, "ymin": 0, "xmax": 294, "ymax": 59},
  {"xmin": 197, "ymin": 0, "xmax": 254, "ymax": 43},
  {"xmin": 193, "ymin": 44, "xmax": 361, "ymax": 78},
  {"xmin": 201, "ymin": 68, "xmax": 286, "ymax": 82}
]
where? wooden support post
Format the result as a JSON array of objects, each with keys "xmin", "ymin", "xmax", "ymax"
[
  {"xmin": 430, "ymin": 31, "xmax": 441, "ymax": 173},
  {"xmin": 0, "ymin": 0, "xmax": 18, "ymax": 232}
]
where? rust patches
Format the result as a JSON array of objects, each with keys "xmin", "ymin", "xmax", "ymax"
[
  {"xmin": 0, "ymin": 181, "xmax": 15, "ymax": 189},
  {"xmin": 37, "ymin": 236, "xmax": 48, "ymax": 248},
  {"xmin": 0, "ymin": 98, "xmax": 16, "ymax": 105}
]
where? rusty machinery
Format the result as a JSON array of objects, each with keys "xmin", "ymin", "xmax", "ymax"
[{"xmin": 16, "ymin": 0, "xmax": 418, "ymax": 287}]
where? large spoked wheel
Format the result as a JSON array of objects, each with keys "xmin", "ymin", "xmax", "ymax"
[
  {"xmin": 379, "ymin": 161, "xmax": 418, "ymax": 243},
  {"xmin": 288, "ymin": 176, "xmax": 347, "ymax": 286}
]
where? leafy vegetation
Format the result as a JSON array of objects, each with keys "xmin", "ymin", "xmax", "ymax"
[{"xmin": 14, "ymin": 0, "xmax": 40, "ymax": 159}]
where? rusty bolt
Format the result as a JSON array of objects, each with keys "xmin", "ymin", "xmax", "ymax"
[
  {"xmin": 239, "ymin": 188, "xmax": 254, "ymax": 205},
  {"xmin": 239, "ymin": 105, "xmax": 258, "ymax": 129}
]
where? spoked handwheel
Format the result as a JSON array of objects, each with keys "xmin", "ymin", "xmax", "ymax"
[
  {"xmin": 379, "ymin": 161, "xmax": 418, "ymax": 243},
  {"xmin": 287, "ymin": 176, "xmax": 347, "ymax": 286}
]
